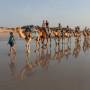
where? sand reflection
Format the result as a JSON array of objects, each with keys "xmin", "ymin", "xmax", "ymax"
[{"xmin": 7, "ymin": 37, "xmax": 90, "ymax": 80}]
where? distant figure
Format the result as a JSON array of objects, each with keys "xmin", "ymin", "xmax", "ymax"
[
  {"xmin": 58, "ymin": 23, "xmax": 62, "ymax": 30},
  {"xmin": 45, "ymin": 20, "xmax": 51, "ymax": 44},
  {"xmin": 46, "ymin": 20, "xmax": 49, "ymax": 28},
  {"xmin": 42, "ymin": 20, "xmax": 46, "ymax": 28},
  {"xmin": 8, "ymin": 32, "xmax": 16, "ymax": 56}
]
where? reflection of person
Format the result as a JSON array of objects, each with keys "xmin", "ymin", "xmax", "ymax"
[
  {"xmin": 8, "ymin": 32, "xmax": 16, "ymax": 56},
  {"xmin": 9, "ymin": 52, "xmax": 17, "ymax": 79},
  {"xmin": 9, "ymin": 61, "xmax": 16, "ymax": 78}
]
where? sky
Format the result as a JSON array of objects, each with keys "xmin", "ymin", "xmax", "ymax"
[{"xmin": 0, "ymin": 0, "xmax": 90, "ymax": 28}]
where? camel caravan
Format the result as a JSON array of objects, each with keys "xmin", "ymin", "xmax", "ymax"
[{"xmin": 6, "ymin": 20, "xmax": 90, "ymax": 56}]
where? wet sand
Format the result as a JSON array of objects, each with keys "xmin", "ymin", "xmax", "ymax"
[{"xmin": 0, "ymin": 33, "xmax": 90, "ymax": 90}]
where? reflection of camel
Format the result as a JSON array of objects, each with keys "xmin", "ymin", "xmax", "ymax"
[
  {"xmin": 54, "ymin": 31, "xmax": 72, "ymax": 58},
  {"xmin": 83, "ymin": 37, "xmax": 90, "ymax": 52},
  {"xmin": 16, "ymin": 27, "xmax": 32, "ymax": 53},
  {"xmin": 73, "ymin": 39, "xmax": 81, "ymax": 58},
  {"xmin": 53, "ymin": 44, "xmax": 63, "ymax": 63},
  {"xmin": 64, "ymin": 45, "xmax": 71, "ymax": 59},
  {"xmin": 53, "ymin": 37, "xmax": 72, "ymax": 63},
  {"xmin": 17, "ymin": 52, "xmax": 35, "ymax": 80},
  {"xmin": 18, "ymin": 63, "xmax": 34, "ymax": 80},
  {"xmin": 18, "ymin": 48, "xmax": 51, "ymax": 80},
  {"xmin": 35, "ymin": 48, "xmax": 51, "ymax": 69}
]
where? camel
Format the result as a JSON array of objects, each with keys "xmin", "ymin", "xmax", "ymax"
[
  {"xmin": 52, "ymin": 29, "xmax": 61, "ymax": 45},
  {"xmin": 64, "ymin": 27, "xmax": 72, "ymax": 39},
  {"xmin": 73, "ymin": 26, "xmax": 81, "ymax": 40},
  {"xmin": 61, "ymin": 27, "xmax": 71, "ymax": 42},
  {"xmin": 34, "ymin": 26, "xmax": 50, "ymax": 49},
  {"xmin": 83, "ymin": 27, "xmax": 90, "ymax": 38},
  {"xmin": 51, "ymin": 26, "xmax": 72, "ymax": 46},
  {"xmin": 16, "ymin": 27, "xmax": 32, "ymax": 53}
]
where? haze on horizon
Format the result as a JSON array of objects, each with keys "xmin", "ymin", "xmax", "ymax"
[{"xmin": 0, "ymin": 0, "xmax": 90, "ymax": 28}]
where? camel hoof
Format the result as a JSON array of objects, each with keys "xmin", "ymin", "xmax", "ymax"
[{"xmin": 8, "ymin": 53, "xmax": 11, "ymax": 56}]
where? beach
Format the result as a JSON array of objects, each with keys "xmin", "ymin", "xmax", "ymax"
[{"xmin": 0, "ymin": 31, "xmax": 90, "ymax": 90}]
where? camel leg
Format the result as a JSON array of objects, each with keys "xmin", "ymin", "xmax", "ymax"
[
  {"xmin": 35, "ymin": 39, "xmax": 40, "ymax": 52},
  {"xmin": 54, "ymin": 37, "xmax": 57, "ymax": 46},
  {"xmin": 50, "ymin": 37, "xmax": 52, "ymax": 48},
  {"xmin": 48, "ymin": 37, "xmax": 52, "ymax": 48},
  {"xmin": 41, "ymin": 38, "xmax": 44, "ymax": 48},
  {"xmin": 46, "ymin": 37, "xmax": 49, "ymax": 48},
  {"xmin": 58, "ymin": 38, "xmax": 60, "ymax": 46},
  {"xmin": 36, "ymin": 40, "xmax": 38, "ymax": 48},
  {"xmin": 25, "ymin": 42, "xmax": 30, "ymax": 54}
]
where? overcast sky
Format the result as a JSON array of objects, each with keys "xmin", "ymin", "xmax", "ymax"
[{"xmin": 0, "ymin": 0, "xmax": 90, "ymax": 27}]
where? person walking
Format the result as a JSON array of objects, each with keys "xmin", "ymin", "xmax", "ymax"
[{"xmin": 8, "ymin": 32, "xmax": 16, "ymax": 56}]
